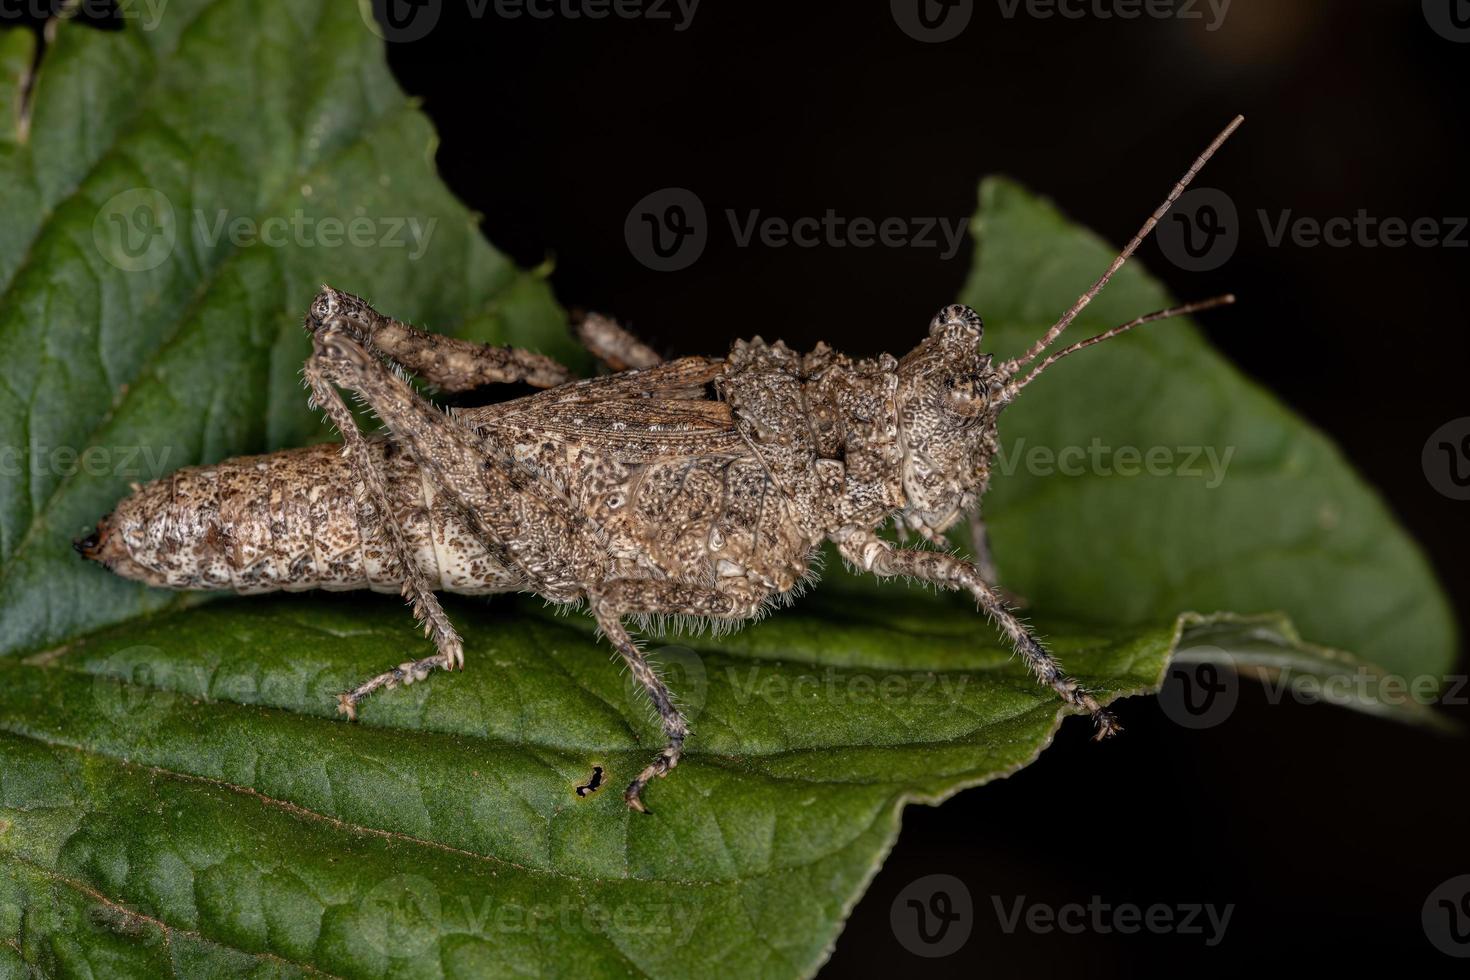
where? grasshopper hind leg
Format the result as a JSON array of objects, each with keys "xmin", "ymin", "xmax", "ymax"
[
  {"xmin": 303, "ymin": 322, "xmax": 469, "ymax": 722},
  {"xmin": 310, "ymin": 285, "xmax": 575, "ymax": 391},
  {"xmin": 336, "ymin": 647, "xmax": 463, "ymax": 720}
]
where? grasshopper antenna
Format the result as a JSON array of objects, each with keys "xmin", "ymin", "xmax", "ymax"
[
  {"xmin": 1002, "ymin": 114, "xmax": 1245, "ymax": 376},
  {"xmin": 1006, "ymin": 294, "xmax": 1235, "ymax": 395}
]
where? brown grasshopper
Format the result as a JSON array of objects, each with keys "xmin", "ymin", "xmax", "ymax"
[{"xmin": 76, "ymin": 117, "xmax": 1243, "ymax": 812}]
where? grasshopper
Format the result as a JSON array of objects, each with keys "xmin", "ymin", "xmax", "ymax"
[{"xmin": 77, "ymin": 117, "xmax": 1243, "ymax": 812}]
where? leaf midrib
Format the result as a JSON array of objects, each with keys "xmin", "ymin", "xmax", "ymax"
[
  {"xmin": 0, "ymin": 726, "xmax": 905, "ymax": 893},
  {"xmin": 0, "ymin": 655, "xmax": 1067, "ymax": 762}
]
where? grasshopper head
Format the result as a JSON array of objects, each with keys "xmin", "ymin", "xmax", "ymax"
[
  {"xmin": 894, "ymin": 304, "xmax": 1007, "ymax": 534},
  {"xmin": 306, "ymin": 284, "xmax": 377, "ymax": 338},
  {"xmin": 890, "ymin": 118, "xmax": 1248, "ymax": 540}
]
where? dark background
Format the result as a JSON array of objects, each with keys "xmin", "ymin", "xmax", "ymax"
[
  {"xmin": 5, "ymin": 1, "xmax": 1464, "ymax": 974},
  {"xmin": 375, "ymin": 1, "xmax": 1468, "ymax": 977}
]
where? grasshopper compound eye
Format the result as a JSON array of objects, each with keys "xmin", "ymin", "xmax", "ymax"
[
  {"xmin": 307, "ymin": 287, "xmax": 340, "ymax": 330},
  {"xmin": 74, "ymin": 519, "xmax": 111, "ymax": 559},
  {"xmin": 928, "ymin": 304, "xmax": 983, "ymax": 341}
]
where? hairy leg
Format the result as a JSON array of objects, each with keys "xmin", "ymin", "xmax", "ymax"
[
  {"xmin": 304, "ymin": 332, "xmax": 465, "ymax": 719},
  {"xmin": 592, "ymin": 578, "xmax": 750, "ymax": 812},
  {"xmin": 309, "ymin": 321, "xmax": 591, "ymax": 599},
  {"xmin": 835, "ymin": 529, "xmax": 1120, "ymax": 737},
  {"xmin": 307, "ymin": 318, "xmax": 597, "ymax": 719},
  {"xmin": 593, "ymin": 608, "xmax": 689, "ymax": 815},
  {"xmin": 573, "ymin": 311, "xmax": 664, "ymax": 371},
  {"xmin": 966, "ymin": 506, "xmax": 1000, "ymax": 588},
  {"xmin": 310, "ymin": 285, "xmax": 575, "ymax": 391}
]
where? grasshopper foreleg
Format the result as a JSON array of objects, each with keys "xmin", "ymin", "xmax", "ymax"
[{"xmin": 835, "ymin": 529, "xmax": 1120, "ymax": 738}]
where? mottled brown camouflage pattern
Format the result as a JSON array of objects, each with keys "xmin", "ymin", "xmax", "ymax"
[{"xmin": 81, "ymin": 118, "xmax": 1243, "ymax": 810}]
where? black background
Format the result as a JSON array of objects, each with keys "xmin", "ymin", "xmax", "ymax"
[
  {"xmin": 5, "ymin": 1, "xmax": 1466, "ymax": 975},
  {"xmin": 377, "ymin": 1, "xmax": 1469, "ymax": 977}
]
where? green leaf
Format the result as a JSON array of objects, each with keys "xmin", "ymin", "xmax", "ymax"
[
  {"xmin": 0, "ymin": 595, "xmax": 1174, "ymax": 978},
  {"xmin": 0, "ymin": 7, "xmax": 1455, "ymax": 979},
  {"xmin": 0, "ymin": 0, "xmax": 582, "ymax": 657}
]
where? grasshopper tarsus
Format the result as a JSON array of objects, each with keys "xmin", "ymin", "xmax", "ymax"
[{"xmin": 1092, "ymin": 710, "xmax": 1123, "ymax": 741}]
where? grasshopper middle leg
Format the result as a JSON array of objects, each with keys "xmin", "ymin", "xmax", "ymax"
[
  {"xmin": 592, "ymin": 578, "xmax": 750, "ymax": 812},
  {"xmin": 574, "ymin": 311, "xmax": 664, "ymax": 371}
]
